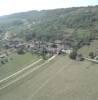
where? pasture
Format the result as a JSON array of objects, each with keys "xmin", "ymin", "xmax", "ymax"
[
  {"xmin": 0, "ymin": 53, "xmax": 41, "ymax": 80},
  {"xmin": 79, "ymin": 40, "xmax": 98, "ymax": 57},
  {"xmin": 0, "ymin": 55, "xmax": 98, "ymax": 100}
]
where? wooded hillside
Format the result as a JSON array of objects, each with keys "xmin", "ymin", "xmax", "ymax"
[{"xmin": 0, "ymin": 6, "xmax": 98, "ymax": 47}]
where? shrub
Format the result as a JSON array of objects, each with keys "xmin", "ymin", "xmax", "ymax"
[
  {"xmin": 69, "ymin": 50, "xmax": 77, "ymax": 60},
  {"xmin": 17, "ymin": 48, "xmax": 25, "ymax": 54},
  {"xmin": 1, "ymin": 60, "xmax": 5, "ymax": 64},
  {"xmin": 89, "ymin": 52, "xmax": 95, "ymax": 59}
]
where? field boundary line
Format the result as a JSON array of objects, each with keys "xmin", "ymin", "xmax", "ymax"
[
  {"xmin": 0, "ymin": 59, "xmax": 42, "ymax": 83},
  {"xmin": 84, "ymin": 57, "xmax": 98, "ymax": 63},
  {"xmin": 28, "ymin": 59, "xmax": 95, "ymax": 100},
  {"xmin": 0, "ymin": 55, "xmax": 57, "ymax": 90},
  {"xmin": 28, "ymin": 60, "xmax": 74, "ymax": 100}
]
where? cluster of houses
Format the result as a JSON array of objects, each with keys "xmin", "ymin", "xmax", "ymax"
[
  {"xmin": 3, "ymin": 38, "xmax": 72, "ymax": 55},
  {"xmin": 0, "ymin": 38, "xmax": 74, "ymax": 64},
  {"xmin": 0, "ymin": 37, "xmax": 98, "ymax": 65},
  {"xmin": 4, "ymin": 38, "xmax": 25, "ymax": 49}
]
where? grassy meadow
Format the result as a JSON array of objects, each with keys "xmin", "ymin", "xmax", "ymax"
[
  {"xmin": 79, "ymin": 40, "xmax": 98, "ymax": 57},
  {"xmin": 0, "ymin": 55, "xmax": 98, "ymax": 100},
  {"xmin": 0, "ymin": 53, "xmax": 41, "ymax": 80}
]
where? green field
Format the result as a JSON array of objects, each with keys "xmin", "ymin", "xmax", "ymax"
[
  {"xmin": 0, "ymin": 55, "xmax": 98, "ymax": 100},
  {"xmin": 0, "ymin": 53, "xmax": 41, "ymax": 80},
  {"xmin": 79, "ymin": 40, "xmax": 98, "ymax": 57}
]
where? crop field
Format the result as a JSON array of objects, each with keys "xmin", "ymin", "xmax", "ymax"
[
  {"xmin": 0, "ymin": 53, "xmax": 41, "ymax": 80},
  {"xmin": 0, "ymin": 55, "xmax": 98, "ymax": 100}
]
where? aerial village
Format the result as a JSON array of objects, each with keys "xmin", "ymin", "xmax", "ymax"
[{"xmin": 0, "ymin": 36, "xmax": 98, "ymax": 66}]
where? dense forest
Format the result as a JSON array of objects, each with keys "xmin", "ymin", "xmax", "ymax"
[{"xmin": 0, "ymin": 5, "xmax": 98, "ymax": 48}]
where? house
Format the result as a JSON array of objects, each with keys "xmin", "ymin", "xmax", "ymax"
[
  {"xmin": 47, "ymin": 47, "xmax": 57, "ymax": 54},
  {"xmin": 66, "ymin": 49, "xmax": 73, "ymax": 54},
  {"xmin": 15, "ymin": 43, "xmax": 26, "ymax": 48}
]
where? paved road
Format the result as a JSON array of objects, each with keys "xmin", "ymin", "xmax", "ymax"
[{"xmin": 0, "ymin": 56, "xmax": 98, "ymax": 100}]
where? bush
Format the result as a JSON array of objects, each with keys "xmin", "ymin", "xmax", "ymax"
[
  {"xmin": 89, "ymin": 52, "xmax": 95, "ymax": 59},
  {"xmin": 1, "ymin": 60, "xmax": 5, "ymax": 64},
  {"xmin": 17, "ymin": 48, "xmax": 25, "ymax": 55},
  {"xmin": 77, "ymin": 54, "xmax": 84, "ymax": 61},
  {"xmin": 69, "ymin": 50, "xmax": 77, "ymax": 60}
]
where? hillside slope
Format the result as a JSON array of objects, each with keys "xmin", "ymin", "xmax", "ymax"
[{"xmin": 0, "ymin": 6, "xmax": 98, "ymax": 43}]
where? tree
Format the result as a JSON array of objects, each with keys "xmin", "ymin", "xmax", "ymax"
[
  {"xmin": 25, "ymin": 33, "xmax": 33, "ymax": 41},
  {"xmin": 51, "ymin": 44, "xmax": 57, "ymax": 48},
  {"xmin": 89, "ymin": 52, "xmax": 95, "ymax": 59},
  {"xmin": 41, "ymin": 47, "xmax": 47, "ymax": 60},
  {"xmin": 69, "ymin": 50, "xmax": 77, "ymax": 60},
  {"xmin": 1, "ymin": 60, "xmax": 5, "ymax": 64},
  {"xmin": 17, "ymin": 48, "xmax": 25, "ymax": 54}
]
